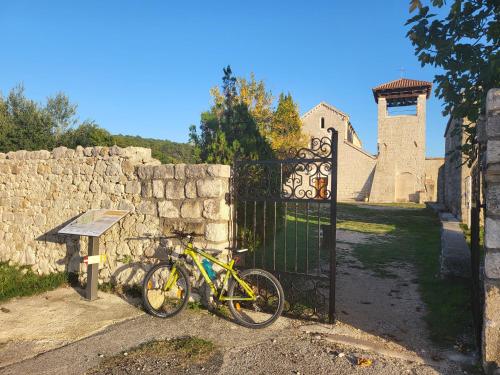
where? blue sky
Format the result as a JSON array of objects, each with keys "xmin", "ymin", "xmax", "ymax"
[{"xmin": 1, "ymin": 0, "xmax": 447, "ymax": 156}]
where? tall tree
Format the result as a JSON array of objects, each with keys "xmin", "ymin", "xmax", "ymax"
[
  {"xmin": 269, "ymin": 93, "xmax": 307, "ymax": 158},
  {"xmin": 46, "ymin": 93, "xmax": 78, "ymax": 139},
  {"xmin": 406, "ymin": 0, "xmax": 499, "ymax": 160},
  {"xmin": 190, "ymin": 66, "xmax": 273, "ymax": 164},
  {"xmin": 0, "ymin": 85, "xmax": 55, "ymax": 152},
  {"xmin": 210, "ymin": 72, "xmax": 274, "ymax": 138}
]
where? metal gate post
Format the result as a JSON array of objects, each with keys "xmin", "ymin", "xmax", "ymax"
[{"xmin": 329, "ymin": 130, "xmax": 338, "ymax": 324}]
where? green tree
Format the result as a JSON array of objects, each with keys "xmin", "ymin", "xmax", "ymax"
[
  {"xmin": 59, "ymin": 122, "xmax": 114, "ymax": 148},
  {"xmin": 269, "ymin": 93, "xmax": 307, "ymax": 158},
  {"xmin": 190, "ymin": 66, "xmax": 273, "ymax": 164},
  {"xmin": 46, "ymin": 93, "xmax": 78, "ymax": 140},
  {"xmin": 406, "ymin": 0, "xmax": 499, "ymax": 160},
  {"xmin": 211, "ymin": 73, "xmax": 275, "ymax": 137},
  {"xmin": 0, "ymin": 85, "xmax": 55, "ymax": 152}
]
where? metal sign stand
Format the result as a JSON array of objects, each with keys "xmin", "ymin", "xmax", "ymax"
[{"xmin": 58, "ymin": 209, "xmax": 129, "ymax": 301}]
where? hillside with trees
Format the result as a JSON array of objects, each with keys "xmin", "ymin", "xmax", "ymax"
[{"xmin": 0, "ymin": 85, "xmax": 194, "ymax": 164}]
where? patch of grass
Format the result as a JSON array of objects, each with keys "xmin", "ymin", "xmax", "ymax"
[
  {"xmin": 340, "ymin": 203, "xmax": 472, "ymax": 347},
  {"xmin": 121, "ymin": 336, "xmax": 215, "ymax": 361},
  {"xmin": 95, "ymin": 336, "xmax": 216, "ymax": 372},
  {"xmin": 337, "ymin": 220, "xmax": 395, "ymax": 234},
  {"xmin": 0, "ymin": 262, "xmax": 72, "ymax": 302}
]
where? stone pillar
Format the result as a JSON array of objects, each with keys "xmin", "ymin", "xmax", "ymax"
[{"xmin": 482, "ymin": 88, "xmax": 500, "ymax": 373}]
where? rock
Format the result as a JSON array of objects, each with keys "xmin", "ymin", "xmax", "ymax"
[
  {"xmin": 158, "ymin": 201, "xmax": 179, "ymax": 218},
  {"xmin": 197, "ymin": 179, "xmax": 224, "ymax": 198},
  {"xmin": 165, "ymin": 180, "xmax": 185, "ymax": 199},
  {"xmin": 153, "ymin": 165, "xmax": 174, "ymax": 179},
  {"xmin": 205, "ymin": 223, "xmax": 228, "ymax": 242},
  {"xmin": 152, "ymin": 180, "xmax": 164, "ymax": 198},
  {"xmin": 180, "ymin": 200, "xmax": 202, "ymax": 219}
]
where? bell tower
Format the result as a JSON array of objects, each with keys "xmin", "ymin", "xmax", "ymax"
[{"xmin": 369, "ymin": 78, "xmax": 432, "ymax": 202}]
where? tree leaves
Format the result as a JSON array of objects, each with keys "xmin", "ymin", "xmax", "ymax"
[{"xmin": 406, "ymin": 0, "xmax": 500, "ymax": 162}]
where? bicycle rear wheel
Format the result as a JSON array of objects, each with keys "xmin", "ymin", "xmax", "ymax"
[
  {"xmin": 142, "ymin": 263, "xmax": 190, "ymax": 318},
  {"xmin": 227, "ymin": 269, "xmax": 284, "ymax": 329}
]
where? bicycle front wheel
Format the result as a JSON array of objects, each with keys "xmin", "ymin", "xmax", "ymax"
[
  {"xmin": 227, "ymin": 269, "xmax": 284, "ymax": 329},
  {"xmin": 142, "ymin": 263, "xmax": 190, "ymax": 318}
]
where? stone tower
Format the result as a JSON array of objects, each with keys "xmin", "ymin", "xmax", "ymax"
[{"xmin": 369, "ymin": 78, "xmax": 432, "ymax": 202}]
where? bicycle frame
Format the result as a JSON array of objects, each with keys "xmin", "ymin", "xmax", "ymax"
[{"xmin": 166, "ymin": 241, "xmax": 256, "ymax": 302}]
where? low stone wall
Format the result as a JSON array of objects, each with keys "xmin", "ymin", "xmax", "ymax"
[
  {"xmin": 481, "ymin": 88, "xmax": 500, "ymax": 373},
  {"xmin": 0, "ymin": 146, "xmax": 231, "ymax": 286}
]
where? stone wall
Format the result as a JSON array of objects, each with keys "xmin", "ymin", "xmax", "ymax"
[
  {"xmin": 338, "ymin": 141, "xmax": 376, "ymax": 201},
  {"xmin": 0, "ymin": 146, "xmax": 231, "ymax": 286},
  {"xmin": 444, "ymin": 118, "xmax": 474, "ymax": 226},
  {"xmin": 481, "ymin": 88, "xmax": 500, "ymax": 373},
  {"xmin": 424, "ymin": 158, "xmax": 445, "ymax": 203}
]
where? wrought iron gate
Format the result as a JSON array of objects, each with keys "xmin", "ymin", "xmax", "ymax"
[{"xmin": 230, "ymin": 128, "xmax": 338, "ymax": 322}]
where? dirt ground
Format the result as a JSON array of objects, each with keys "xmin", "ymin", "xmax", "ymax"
[{"xmin": 0, "ymin": 205, "xmax": 479, "ymax": 374}]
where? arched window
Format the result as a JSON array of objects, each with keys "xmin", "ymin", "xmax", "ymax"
[{"xmin": 320, "ymin": 117, "xmax": 325, "ymax": 129}]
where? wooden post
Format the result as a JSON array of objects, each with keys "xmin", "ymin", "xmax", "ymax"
[{"xmin": 86, "ymin": 236, "xmax": 99, "ymax": 300}]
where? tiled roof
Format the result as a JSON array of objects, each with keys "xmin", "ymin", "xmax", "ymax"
[{"xmin": 373, "ymin": 78, "xmax": 432, "ymax": 92}]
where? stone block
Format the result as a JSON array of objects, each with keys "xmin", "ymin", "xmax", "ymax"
[
  {"xmin": 121, "ymin": 147, "xmax": 152, "ymax": 163},
  {"xmin": 83, "ymin": 147, "xmax": 93, "ymax": 156},
  {"xmin": 487, "ymin": 141, "xmax": 500, "ymax": 165},
  {"xmin": 486, "ymin": 253, "xmax": 500, "ymax": 279},
  {"xmin": 486, "ymin": 184, "xmax": 500, "ymax": 216},
  {"xmin": 180, "ymin": 200, "xmax": 202, "ymax": 219},
  {"xmin": 153, "ymin": 165, "xmax": 174, "ymax": 179},
  {"xmin": 141, "ymin": 181, "xmax": 153, "ymax": 198},
  {"xmin": 483, "ymin": 280, "xmax": 500, "ymax": 368},
  {"xmin": 205, "ymin": 223, "xmax": 228, "ymax": 243},
  {"xmin": 118, "ymin": 199, "xmax": 135, "ymax": 212},
  {"xmin": 35, "ymin": 150, "xmax": 50, "ymax": 159},
  {"xmin": 185, "ymin": 165, "xmax": 207, "ymax": 178},
  {"xmin": 51, "ymin": 146, "xmax": 67, "ymax": 159},
  {"xmin": 185, "ymin": 181, "xmax": 197, "ymax": 198},
  {"xmin": 137, "ymin": 165, "xmax": 154, "ymax": 180},
  {"xmin": 125, "ymin": 181, "xmax": 141, "ymax": 195},
  {"xmin": 207, "ymin": 164, "xmax": 231, "ymax": 178},
  {"xmin": 203, "ymin": 199, "xmax": 230, "ymax": 220},
  {"xmin": 486, "ymin": 88, "xmax": 500, "ymax": 115},
  {"xmin": 175, "ymin": 164, "xmax": 185, "ymax": 179},
  {"xmin": 121, "ymin": 160, "xmax": 135, "ymax": 176},
  {"xmin": 158, "ymin": 201, "xmax": 179, "ymax": 218},
  {"xmin": 165, "ymin": 180, "xmax": 186, "ymax": 199},
  {"xmin": 105, "ymin": 163, "xmax": 122, "ymax": 176},
  {"xmin": 197, "ymin": 179, "xmax": 224, "ymax": 198},
  {"xmin": 137, "ymin": 201, "xmax": 156, "ymax": 215},
  {"xmin": 152, "ymin": 180, "xmax": 164, "ymax": 198},
  {"xmin": 485, "ymin": 217, "xmax": 500, "ymax": 250}
]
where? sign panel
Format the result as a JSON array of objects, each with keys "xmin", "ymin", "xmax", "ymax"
[{"xmin": 58, "ymin": 209, "xmax": 129, "ymax": 237}]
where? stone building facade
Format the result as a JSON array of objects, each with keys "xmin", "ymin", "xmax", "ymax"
[
  {"xmin": 0, "ymin": 146, "xmax": 231, "ymax": 285},
  {"xmin": 301, "ymin": 78, "xmax": 444, "ymax": 203}
]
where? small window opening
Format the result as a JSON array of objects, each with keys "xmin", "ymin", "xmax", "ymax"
[
  {"xmin": 320, "ymin": 117, "xmax": 325, "ymax": 129},
  {"xmin": 387, "ymin": 104, "xmax": 417, "ymax": 116}
]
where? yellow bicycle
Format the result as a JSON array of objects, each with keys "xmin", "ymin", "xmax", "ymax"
[{"xmin": 142, "ymin": 230, "xmax": 285, "ymax": 329}]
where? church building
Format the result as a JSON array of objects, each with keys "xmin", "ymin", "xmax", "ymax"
[{"xmin": 301, "ymin": 78, "xmax": 444, "ymax": 203}]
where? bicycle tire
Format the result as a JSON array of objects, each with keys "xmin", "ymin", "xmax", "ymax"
[
  {"xmin": 142, "ymin": 262, "xmax": 191, "ymax": 318},
  {"xmin": 227, "ymin": 268, "xmax": 284, "ymax": 329}
]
